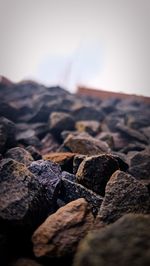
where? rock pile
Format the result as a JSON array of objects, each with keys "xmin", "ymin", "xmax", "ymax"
[{"xmin": 0, "ymin": 78, "xmax": 150, "ymax": 266}]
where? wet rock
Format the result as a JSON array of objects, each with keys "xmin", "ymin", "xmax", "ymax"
[
  {"xmin": 5, "ymin": 147, "xmax": 34, "ymax": 166},
  {"xmin": 96, "ymin": 170, "xmax": 150, "ymax": 224},
  {"xmin": 76, "ymin": 154, "xmax": 120, "ymax": 196},
  {"xmin": 43, "ymin": 152, "xmax": 76, "ymax": 172},
  {"xmin": 0, "ymin": 159, "xmax": 54, "ymax": 230},
  {"xmin": 129, "ymin": 148, "xmax": 150, "ymax": 182},
  {"xmin": 49, "ymin": 112, "xmax": 75, "ymax": 140},
  {"xmin": 0, "ymin": 117, "xmax": 16, "ymax": 153},
  {"xmin": 63, "ymin": 134, "xmax": 110, "ymax": 155},
  {"xmin": 74, "ymin": 213, "xmax": 150, "ymax": 266},
  {"xmin": 75, "ymin": 120, "xmax": 100, "ymax": 136},
  {"xmin": 60, "ymin": 176, "xmax": 103, "ymax": 216},
  {"xmin": 32, "ymin": 198, "xmax": 94, "ymax": 257}
]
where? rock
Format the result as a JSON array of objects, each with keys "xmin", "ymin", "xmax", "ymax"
[
  {"xmin": 0, "ymin": 117, "xmax": 16, "ymax": 153},
  {"xmin": 0, "ymin": 159, "xmax": 54, "ymax": 230},
  {"xmin": 49, "ymin": 112, "xmax": 75, "ymax": 139},
  {"xmin": 72, "ymin": 105, "xmax": 104, "ymax": 122},
  {"xmin": 28, "ymin": 160, "xmax": 62, "ymax": 203},
  {"xmin": 129, "ymin": 148, "xmax": 150, "ymax": 182},
  {"xmin": 40, "ymin": 133, "xmax": 59, "ymax": 154},
  {"xmin": 16, "ymin": 129, "xmax": 35, "ymax": 142},
  {"xmin": 32, "ymin": 198, "xmax": 94, "ymax": 257},
  {"xmin": 60, "ymin": 176, "xmax": 103, "ymax": 216},
  {"xmin": 75, "ymin": 120, "xmax": 100, "ymax": 136},
  {"xmin": 120, "ymin": 142, "xmax": 146, "ymax": 154},
  {"xmin": 96, "ymin": 170, "xmax": 150, "ymax": 224},
  {"xmin": 0, "ymin": 102, "xmax": 19, "ymax": 122},
  {"xmin": 5, "ymin": 147, "xmax": 34, "ymax": 166},
  {"xmin": 43, "ymin": 152, "xmax": 76, "ymax": 172},
  {"xmin": 63, "ymin": 134, "xmax": 110, "ymax": 155},
  {"xmin": 76, "ymin": 154, "xmax": 120, "ymax": 196},
  {"xmin": 26, "ymin": 146, "xmax": 42, "ymax": 160},
  {"xmin": 10, "ymin": 258, "xmax": 43, "ymax": 266},
  {"xmin": 73, "ymin": 214, "xmax": 150, "ymax": 266},
  {"xmin": 116, "ymin": 121, "xmax": 148, "ymax": 144},
  {"xmin": 73, "ymin": 154, "xmax": 86, "ymax": 174},
  {"xmin": 61, "ymin": 171, "xmax": 76, "ymax": 182}
]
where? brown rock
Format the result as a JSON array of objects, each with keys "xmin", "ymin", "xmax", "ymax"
[
  {"xmin": 63, "ymin": 134, "xmax": 110, "ymax": 155},
  {"xmin": 32, "ymin": 198, "xmax": 94, "ymax": 257},
  {"xmin": 96, "ymin": 170, "xmax": 150, "ymax": 224},
  {"xmin": 76, "ymin": 154, "xmax": 120, "ymax": 196},
  {"xmin": 43, "ymin": 152, "xmax": 76, "ymax": 172}
]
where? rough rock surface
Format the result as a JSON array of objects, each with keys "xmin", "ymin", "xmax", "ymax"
[
  {"xmin": 5, "ymin": 147, "xmax": 34, "ymax": 166},
  {"xmin": 32, "ymin": 198, "xmax": 94, "ymax": 257},
  {"xmin": 76, "ymin": 154, "xmax": 120, "ymax": 196},
  {"xmin": 63, "ymin": 134, "xmax": 110, "ymax": 155},
  {"xmin": 73, "ymin": 214, "xmax": 150, "ymax": 266},
  {"xmin": 96, "ymin": 170, "xmax": 150, "ymax": 224},
  {"xmin": 60, "ymin": 175, "xmax": 103, "ymax": 215},
  {"xmin": 0, "ymin": 159, "xmax": 53, "ymax": 229}
]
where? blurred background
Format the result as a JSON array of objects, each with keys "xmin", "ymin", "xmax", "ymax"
[{"xmin": 0, "ymin": 0, "xmax": 150, "ymax": 96}]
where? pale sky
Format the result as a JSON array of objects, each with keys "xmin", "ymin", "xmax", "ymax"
[{"xmin": 0, "ymin": 0, "xmax": 150, "ymax": 96}]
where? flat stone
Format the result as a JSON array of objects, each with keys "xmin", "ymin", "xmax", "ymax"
[
  {"xmin": 74, "ymin": 214, "xmax": 150, "ymax": 266},
  {"xmin": 32, "ymin": 198, "xmax": 94, "ymax": 257},
  {"xmin": 96, "ymin": 170, "xmax": 150, "ymax": 224}
]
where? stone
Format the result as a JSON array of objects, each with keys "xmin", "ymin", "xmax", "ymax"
[
  {"xmin": 74, "ymin": 214, "xmax": 150, "ymax": 266},
  {"xmin": 49, "ymin": 112, "xmax": 75, "ymax": 139},
  {"xmin": 26, "ymin": 146, "xmax": 42, "ymax": 160},
  {"xmin": 0, "ymin": 159, "xmax": 54, "ymax": 230},
  {"xmin": 60, "ymin": 176, "xmax": 103, "ymax": 216},
  {"xmin": 72, "ymin": 105, "xmax": 104, "ymax": 122},
  {"xmin": 96, "ymin": 170, "xmax": 150, "ymax": 224},
  {"xmin": 43, "ymin": 152, "xmax": 76, "ymax": 172},
  {"xmin": 73, "ymin": 154, "xmax": 86, "ymax": 174},
  {"xmin": 129, "ymin": 148, "xmax": 150, "ymax": 182},
  {"xmin": 116, "ymin": 121, "xmax": 148, "ymax": 144},
  {"xmin": 75, "ymin": 120, "xmax": 100, "ymax": 136},
  {"xmin": 0, "ymin": 117, "xmax": 16, "ymax": 153},
  {"xmin": 63, "ymin": 134, "xmax": 110, "ymax": 155},
  {"xmin": 5, "ymin": 147, "xmax": 34, "ymax": 166},
  {"xmin": 28, "ymin": 160, "xmax": 62, "ymax": 202},
  {"xmin": 0, "ymin": 102, "xmax": 19, "ymax": 122},
  {"xmin": 32, "ymin": 198, "xmax": 94, "ymax": 257},
  {"xmin": 40, "ymin": 133, "xmax": 59, "ymax": 154},
  {"xmin": 76, "ymin": 154, "xmax": 120, "ymax": 196}
]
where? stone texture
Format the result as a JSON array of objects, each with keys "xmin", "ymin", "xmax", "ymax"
[
  {"xmin": 0, "ymin": 159, "xmax": 53, "ymax": 230},
  {"xmin": 0, "ymin": 117, "xmax": 16, "ymax": 153},
  {"xmin": 96, "ymin": 170, "xmax": 150, "ymax": 224},
  {"xmin": 63, "ymin": 134, "xmax": 110, "ymax": 155},
  {"xmin": 60, "ymin": 176, "xmax": 103, "ymax": 216},
  {"xmin": 28, "ymin": 160, "xmax": 62, "ymax": 202},
  {"xmin": 76, "ymin": 154, "xmax": 120, "ymax": 196},
  {"xmin": 74, "ymin": 214, "xmax": 150, "ymax": 266},
  {"xmin": 73, "ymin": 154, "xmax": 86, "ymax": 174},
  {"xmin": 5, "ymin": 147, "xmax": 34, "ymax": 166},
  {"xmin": 32, "ymin": 198, "xmax": 94, "ymax": 257},
  {"xmin": 129, "ymin": 148, "xmax": 150, "ymax": 183}
]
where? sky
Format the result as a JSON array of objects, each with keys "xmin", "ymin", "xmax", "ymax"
[{"xmin": 0, "ymin": 0, "xmax": 150, "ymax": 96}]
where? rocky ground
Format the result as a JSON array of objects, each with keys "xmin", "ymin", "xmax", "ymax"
[{"xmin": 0, "ymin": 78, "xmax": 150, "ymax": 266}]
